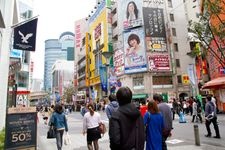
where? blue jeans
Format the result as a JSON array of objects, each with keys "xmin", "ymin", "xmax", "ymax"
[{"xmin": 56, "ymin": 130, "xmax": 64, "ymax": 150}]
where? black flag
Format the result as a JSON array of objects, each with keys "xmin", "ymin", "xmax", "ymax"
[{"xmin": 13, "ymin": 18, "xmax": 38, "ymax": 51}]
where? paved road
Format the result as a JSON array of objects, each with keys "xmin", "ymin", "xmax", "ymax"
[{"xmin": 37, "ymin": 111, "xmax": 225, "ymax": 150}]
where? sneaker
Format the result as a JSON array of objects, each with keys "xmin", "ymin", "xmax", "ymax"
[
  {"xmin": 205, "ymin": 134, "xmax": 211, "ymax": 137},
  {"xmin": 213, "ymin": 136, "xmax": 221, "ymax": 139}
]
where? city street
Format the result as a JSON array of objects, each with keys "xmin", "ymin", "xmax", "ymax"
[{"xmin": 37, "ymin": 111, "xmax": 225, "ymax": 150}]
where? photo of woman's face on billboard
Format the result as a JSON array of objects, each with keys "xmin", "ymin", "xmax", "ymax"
[
  {"xmin": 124, "ymin": 28, "xmax": 147, "ymax": 74},
  {"xmin": 122, "ymin": 0, "xmax": 143, "ymax": 30}
]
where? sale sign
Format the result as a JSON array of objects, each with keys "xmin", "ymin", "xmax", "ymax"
[{"xmin": 5, "ymin": 107, "xmax": 37, "ymax": 150}]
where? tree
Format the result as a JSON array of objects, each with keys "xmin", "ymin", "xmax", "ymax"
[
  {"xmin": 63, "ymin": 84, "xmax": 75, "ymax": 104},
  {"xmin": 189, "ymin": 0, "xmax": 225, "ymax": 68}
]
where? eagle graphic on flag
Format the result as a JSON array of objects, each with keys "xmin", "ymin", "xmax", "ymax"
[{"xmin": 18, "ymin": 31, "xmax": 33, "ymax": 43}]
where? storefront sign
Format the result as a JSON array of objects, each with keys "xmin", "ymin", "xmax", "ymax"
[{"xmin": 5, "ymin": 107, "xmax": 37, "ymax": 150}]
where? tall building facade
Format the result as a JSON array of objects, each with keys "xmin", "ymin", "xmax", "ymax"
[
  {"xmin": 52, "ymin": 60, "xmax": 74, "ymax": 104},
  {"xmin": 0, "ymin": 0, "xmax": 34, "ymax": 129},
  {"xmin": 75, "ymin": 0, "xmax": 203, "ymax": 103},
  {"xmin": 44, "ymin": 31, "xmax": 74, "ymax": 92},
  {"xmin": 74, "ymin": 18, "xmax": 89, "ymax": 102},
  {"xmin": 200, "ymin": 0, "xmax": 225, "ymax": 112}
]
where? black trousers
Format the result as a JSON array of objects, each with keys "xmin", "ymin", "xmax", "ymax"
[
  {"xmin": 205, "ymin": 117, "xmax": 220, "ymax": 137},
  {"xmin": 192, "ymin": 114, "xmax": 202, "ymax": 122}
]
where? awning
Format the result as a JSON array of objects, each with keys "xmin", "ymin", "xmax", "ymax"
[
  {"xmin": 132, "ymin": 94, "xmax": 147, "ymax": 99},
  {"xmin": 202, "ymin": 76, "xmax": 225, "ymax": 89}
]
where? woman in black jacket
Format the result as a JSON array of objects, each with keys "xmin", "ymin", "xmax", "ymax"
[{"xmin": 109, "ymin": 87, "xmax": 145, "ymax": 150}]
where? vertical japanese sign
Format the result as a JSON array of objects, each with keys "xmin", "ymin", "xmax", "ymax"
[
  {"xmin": 113, "ymin": 49, "xmax": 124, "ymax": 76},
  {"xmin": 99, "ymin": 65, "xmax": 107, "ymax": 92},
  {"xmin": 143, "ymin": 7, "xmax": 167, "ymax": 52},
  {"xmin": 5, "ymin": 107, "xmax": 37, "ymax": 150},
  {"xmin": 124, "ymin": 28, "xmax": 147, "ymax": 74}
]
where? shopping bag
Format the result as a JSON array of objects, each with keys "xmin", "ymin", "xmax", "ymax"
[
  {"xmin": 47, "ymin": 126, "xmax": 56, "ymax": 139},
  {"xmin": 64, "ymin": 132, "xmax": 71, "ymax": 145}
]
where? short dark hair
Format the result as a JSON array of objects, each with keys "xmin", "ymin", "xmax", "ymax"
[
  {"xmin": 55, "ymin": 104, "xmax": 63, "ymax": 114},
  {"xmin": 127, "ymin": 34, "xmax": 140, "ymax": 47},
  {"xmin": 206, "ymin": 94, "xmax": 212, "ymax": 101},
  {"xmin": 116, "ymin": 87, "xmax": 132, "ymax": 106},
  {"xmin": 153, "ymin": 93, "xmax": 163, "ymax": 102},
  {"xmin": 109, "ymin": 94, "xmax": 116, "ymax": 102}
]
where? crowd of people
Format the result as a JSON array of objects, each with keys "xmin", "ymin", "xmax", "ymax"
[{"xmin": 39, "ymin": 87, "xmax": 221, "ymax": 150}]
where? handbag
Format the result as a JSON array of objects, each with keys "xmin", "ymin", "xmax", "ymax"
[
  {"xmin": 99, "ymin": 122, "xmax": 106, "ymax": 135},
  {"xmin": 47, "ymin": 126, "xmax": 56, "ymax": 139},
  {"xmin": 64, "ymin": 132, "xmax": 71, "ymax": 145}
]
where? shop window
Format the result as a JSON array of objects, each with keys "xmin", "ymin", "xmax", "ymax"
[
  {"xmin": 133, "ymin": 77, "xmax": 144, "ymax": 90},
  {"xmin": 172, "ymin": 28, "xmax": 176, "ymax": 36},
  {"xmin": 174, "ymin": 43, "xmax": 178, "ymax": 51},
  {"xmin": 170, "ymin": 14, "xmax": 174, "ymax": 22},
  {"xmin": 176, "ymin": 59, "xmax": 180, "ymax": 67},
  {"xmin": 177, "ymin": 75, "xmax": 182, "ymax": 84},
  {"xmin": 17, "ymin": 71, "xmax": 29, "ymax": 88}
]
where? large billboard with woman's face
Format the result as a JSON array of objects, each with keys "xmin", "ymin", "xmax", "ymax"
[
  {"xmin": 117, "ymin": 0, "xmax": 143, "ymax": 30},
  {"xmin": 124, "ymin": 28, "xmax": 147, "ymax": 74}
]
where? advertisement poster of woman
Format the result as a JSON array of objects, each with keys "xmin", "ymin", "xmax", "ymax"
[
  {"xmin": 124, "ymin": 28, "xmax": 147, "ymax": 74},
  {"xmin": 123, "ymin": 0, "xmax": 143, "ymax": 29}
]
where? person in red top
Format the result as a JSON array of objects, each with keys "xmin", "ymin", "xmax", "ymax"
[{"xmin": 140, "ymin": 104, "xmax": 147, "ymax": 117}]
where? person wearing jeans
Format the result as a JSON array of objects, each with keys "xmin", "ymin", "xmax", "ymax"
[{"xmin": 50, "ymin": 104, "xmax": 68, "ymax": 150}]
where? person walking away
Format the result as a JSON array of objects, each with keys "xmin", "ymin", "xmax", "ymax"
[
  {"xmin": 49, "ymin": 104, "xmax": 68, "ymax": 150},
  {"xmin": 188, "ymin": 97, "xmax": 194, "ymax": 115},
  {"xmin": 153, "ymin": 94, "xmax": 173, "ymax": 150},
  {"xmin": 172, "ymin": 99, "xmax": 179, "ymax": 120},
  {"xmin": 105, "ymin": 94, "xmax": 119, "ymax": 119},
  {"xmin": 204, "ymin": 95, "xmax": 221, "ymax": 138},
  {"xmin": 109, "ymin": 87, "xmax": 145, "ymax": 150},
  {"xmin": 83, "ymin": 103, "xmax": 102, "ymax": 150},
  {"xmin": 144, "ymin": 100, "xmax": 164, "ymax": 150},
  {"xmin": 196, "ymin": 99, "xmax": 203, "ymax": 123},
  {"xmin": 191, "ymin": 98, "xmax": 202, "ymax": 123}
]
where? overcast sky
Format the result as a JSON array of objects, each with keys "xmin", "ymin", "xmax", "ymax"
[{"xmin": 31, "ymin": 0, "xmax": 96, "ymax": 79}]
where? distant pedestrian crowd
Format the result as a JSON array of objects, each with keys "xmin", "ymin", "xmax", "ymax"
[{"xmin": 39, "ymin": 87, "xmax": 221, "ymax": 150}]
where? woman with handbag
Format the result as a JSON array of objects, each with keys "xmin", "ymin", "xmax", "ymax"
[
  {"xmin": 83, "ymin": 103, "xmax": 102, "ymax": 150},
  {"xmin": 49, "ymin": 104, "xmax": 68, "ymax": 150}
]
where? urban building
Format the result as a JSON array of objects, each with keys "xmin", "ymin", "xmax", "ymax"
[
  {"xmin": 75, "ymin": 0, "xmax": 204, "ymax": 103},
  {"xmin": 43, "ymin": 31, "xmax": 74, "ymax": 92},
  {"xmin": 52, "ymin": 60, "xmax": 74, "ymax": 103},
  {"xmin": 74, "ymin": 18, "xmax": 88, "ymax": 103},
  {"xmin": 200, "ymin": 0, "xmax": 225, "ymax": 112},
  {"xmin": 0, "ymin": 0, "xmax": 34, "ymax": 129}
]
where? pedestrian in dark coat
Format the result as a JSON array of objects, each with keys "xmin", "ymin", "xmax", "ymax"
[{"xmin": 109, "ymin": 87, "xmax": 145, "ymax": 150}]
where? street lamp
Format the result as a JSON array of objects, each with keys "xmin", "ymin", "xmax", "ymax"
[{"xmin": 102, "ymin": 51, "xmax": 113, "ymax": 97}]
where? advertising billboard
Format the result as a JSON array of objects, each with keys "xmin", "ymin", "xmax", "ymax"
[
  {"xmin": 75, "ymin": 19, "xmax": 87, "ymax": 50},
  {"xmin": 117, "ymin": 0, "xmax": 143, "ymax": 30},
  {"xmin": 148, "ymin": 54, "xmax": 170, "ymax": 71},
  {"xmin": 143, "ymin": 7, "xmax": 167, "ymax": 52},
  {"xmin": 124, "ymin": 28, "xmax": 147, "ymax": 74},
  {"xmin": 114, "ymin": 48, "xmax": 124, "ymax": 76},
  {"xmin": 89, "ymin": 1, "xmax": 109, "ymax": 86}
]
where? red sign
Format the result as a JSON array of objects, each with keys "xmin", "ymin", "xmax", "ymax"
[{"xmin": 148, "ymin": 54, "xmax": 170, "ymax": 71}]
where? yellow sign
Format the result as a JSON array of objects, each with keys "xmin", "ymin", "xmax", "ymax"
[
  {"xmin": 182, "ymin": 74, "xmax": 190, "ymax": 84},
  {"xmin": 90, "ymin": 76, "xmax": 100, "ymax": 85}
]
